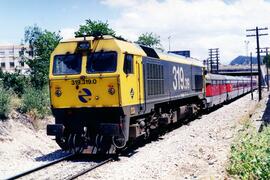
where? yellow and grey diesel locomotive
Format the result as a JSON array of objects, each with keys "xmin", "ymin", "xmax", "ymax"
[{"xmin": 47, "ymin": 36, "xmax": 204, "ymax": 153}]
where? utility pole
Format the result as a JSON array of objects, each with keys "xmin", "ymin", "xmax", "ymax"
[
  {"xmin": 250, "ymin": 52, "xmax": 253, "ymax": 100},
  {"xmin": 208, "ymin": 48, "xmax": 219, "ymax": 74},
  {"xmin": 259, "ymin": 47, "xmax": 269, "ymax": 91},
  {"xmin": 203, "ymin": 58, "xmax": 210, "ymax": 72},
  {"xmin": 168, "ymin": 36, "xmax": 171, "ymax": 51},
  {"xmin": 246, "ymin": 27, "xmax": 268, "ymax": 101},
  {"xmin": 209, "ymin": 49, "xmax": 213, "ymax": 73}
]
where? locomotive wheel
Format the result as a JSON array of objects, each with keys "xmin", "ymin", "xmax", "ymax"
[
  {"xmin": 68, "ymin": 134, "xmax": 84, "ymax": 154},
  {"xmin": 112, "ymin": 136, "xmax": 126, "ymax": 149},
  {"xmin": 56, "ymin": 136, "xmax": 69, "ymax": 150},
  {"xmin": 55, "ymin": 128, "xmax": 70, "ymax": 150},
  {"xmin": 95, "ymin": 135, "xmax": 115, "ymax": 154}
]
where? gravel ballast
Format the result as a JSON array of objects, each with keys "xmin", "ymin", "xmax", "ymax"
[{"xmin": 82, "ymin": 91, "xmax": 266, "ymax": 179}]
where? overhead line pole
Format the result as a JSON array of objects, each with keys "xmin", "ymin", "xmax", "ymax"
[
  {"xmin": 168, "ymin": 36, "xmax": 171, "ymax": 51},
  {"xmin": 246, "ymin": 26, "xmax": 268, "ymax": 101},
  {"xmin": 266, "ymin": 48, "xmax": 269, "ymax": 91},
  {"xmin": 250, "ymin": 52, "xmax": 253, "ymax": 100},
  {"xmin": 209, "ymin": 49, "xmax": 213, "ymax": 73},
  {"xmin": 208, "ymin": 48, "xmax": 219, "ymax": 74}
]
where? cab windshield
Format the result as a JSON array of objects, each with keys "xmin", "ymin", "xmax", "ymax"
[
  {"xmin": 53, "ymin": 53, "xmax": 82, "ymax": 75},
  {"xmin": 86, "ymin": 51, "xmax": 117, "ymax": 73}
]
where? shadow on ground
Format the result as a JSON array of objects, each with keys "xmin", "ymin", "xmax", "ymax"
[
  {"xmin": 35, "ymin": 149, "xmax": 70, "ymax": 162},
  {"xmin": 35, "ymin": 149, "xmax": 118, "ymax": 163},
  {"xmin": 259, "ymin": 94, "xmax": 270, "ymax": 132}
]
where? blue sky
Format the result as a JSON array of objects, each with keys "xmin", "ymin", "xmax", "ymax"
[
  {"xmin": 0, "ymin": 0, "xmax": 119, "ymax": 43},
  {"xmin": 1, "ymin": 0, "xmax": 270, "ymax": 64}
]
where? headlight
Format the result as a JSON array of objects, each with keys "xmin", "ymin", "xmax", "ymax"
[{"xmin": 55, "ymin": 89, "xmax": 62, "ymax": 97}]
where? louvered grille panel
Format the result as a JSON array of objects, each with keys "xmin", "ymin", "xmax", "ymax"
[{"xmin": 146, "ymin": 63, "xmax": 164, "ymax": 96}]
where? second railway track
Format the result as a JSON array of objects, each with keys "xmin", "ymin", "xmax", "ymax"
[{"xmin": 6, "ymin": 153, "xmax": 114, "ymax": 180}]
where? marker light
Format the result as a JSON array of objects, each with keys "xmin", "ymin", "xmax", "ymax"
[
  {"xmin": 55, "ymin": 89, "xmax": 62, "ymax": 97},
  {"xmin": 108, "ymin": 86, "xmax": 115, "ymax": 95}
]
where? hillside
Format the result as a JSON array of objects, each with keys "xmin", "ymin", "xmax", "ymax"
[{"xmin": 230, "ymin": 56, "xmax": 259, "ymax": 65}]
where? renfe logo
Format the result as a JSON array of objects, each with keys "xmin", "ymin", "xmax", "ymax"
[
  {"xmin": 172, "ymin": 66, "xmax": 190, "ymax": 91},
  {"xmin": 78, "ymin": 88, "xmax": 92, "ymax": 103}
]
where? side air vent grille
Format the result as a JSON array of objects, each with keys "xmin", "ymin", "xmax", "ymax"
[{"xmin": 146, "ymin": 63, "xmax": 164, "ymax": 96}]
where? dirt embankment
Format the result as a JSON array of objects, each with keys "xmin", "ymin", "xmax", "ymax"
[{"xmin": 0, "ymin": 111, "xmax": 60, "ymax": 179}]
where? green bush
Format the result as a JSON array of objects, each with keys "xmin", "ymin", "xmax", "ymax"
[
  {"xmin": 20, "ymin": 86, "xmax": 50, "ymax": 118},
  {"xmin": 227, "ymin": 126, "xmax": 270, "ymax": 179},
  {"xmin": 0, "ymin": 84, "xmax": 11, "ymax": 120},
  {"xmin": 0, "ymin": 71, "xmax": 30, "ymax": 96}
]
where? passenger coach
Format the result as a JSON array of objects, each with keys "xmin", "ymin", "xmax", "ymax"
[{"xmin": 205, "ymin": 74, "xmax": 256, "ymax": 107}]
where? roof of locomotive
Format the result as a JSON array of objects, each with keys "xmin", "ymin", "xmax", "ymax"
[
  {"xmin": 156, "ymin": 50, "xmax": 203, "ymax": 67},
  {"xmin": 60, "ymin": 36, "xmax": 204, "ymax": 67}
]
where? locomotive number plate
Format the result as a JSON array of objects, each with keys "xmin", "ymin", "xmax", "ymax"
[
  {"xmin": 172, "ymin": 66, "xmax": 190, "ymax": 91},
  {"xmin": 71, "ymin": 79, "xmax": 97, "ymax": 85}
]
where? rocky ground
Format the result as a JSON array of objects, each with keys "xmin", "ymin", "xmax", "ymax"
[
  {"xmin": 0, "ymin": 112, "xmax": 65, "ymax": 179},
  {"xmin": 0, "ymin": 90, "xmax": 268, "ymax": 179}
]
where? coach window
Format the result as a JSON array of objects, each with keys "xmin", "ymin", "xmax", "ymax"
[{"xmin": 123, "ymin": 54, "xmax": 133, "ymax": 74}]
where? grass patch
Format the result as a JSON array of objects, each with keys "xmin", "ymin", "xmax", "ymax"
[
  {"xmin": 20, "ymin": 86, "xmax": 50, "ymax": 119},
  {"xmin": 227, "ymin": 126, "xmax": 270, "ymax": 179},
  {"xmin": 10, "ymin": 94, "xmax": 22, "ymax": 110}
]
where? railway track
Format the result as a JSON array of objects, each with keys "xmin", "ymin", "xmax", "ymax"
[
  {"xmin": 6, "ymin": 153, "xmax": 114, "ymax": 180},
  {"xmin": 66, "ymin": 157, "xmax": 113, "ymax": 180}
]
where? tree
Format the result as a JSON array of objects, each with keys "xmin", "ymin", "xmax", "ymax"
[
  {"xmin": 0, "ymin": 71, "xmax": 30, "ymax": 96},
  {"xmin": 263, "ymin": 54, "xmax": 270, "ymax": 68},
  {"xmin": 22, "ymin": 26, "xmax": 61, "ymax": 89},
  {"xmin": 24, "ymin": 25, "xmax": 43, "ymax": 56},
  {"xmin": 0, "ymin": 68, "xmax": 3, "ymax": 79},
  {"xmin": 136, "ymin": 32, "xmax": 161, "ymax": 48},
  {"xmin": 75, "ymin": 19, "xmax": 116, "ymax": 37}
]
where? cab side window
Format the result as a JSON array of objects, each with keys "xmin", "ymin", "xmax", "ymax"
[{"xmin": 123, "ymin": 54, "xmax": 133, "ymax": 74}]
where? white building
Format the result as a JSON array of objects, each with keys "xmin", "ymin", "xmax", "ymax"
[{"xmin": 0, "ymin": 44, "xmax": 30, "ymax": 74}]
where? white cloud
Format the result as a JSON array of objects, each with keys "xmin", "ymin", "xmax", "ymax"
[
  {"xmin": 60, "ymin": 28, "xmax": 75, "ymax": 39},
  {"xmin": 0, "ymin": 41, "xmax": 13, "ymax": 46},
  {"xmin": 102, "ymin": 0, "xmax": 270, "ymax": 64},
  {"xmin": 101, "ymin": 0, "xmax": 142, "ymax": 8}
]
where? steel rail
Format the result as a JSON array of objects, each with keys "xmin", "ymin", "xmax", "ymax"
[
  {"xmin": 6, "ymin": 153, "xmax": 75, "ymax": 180},
  {"xmin": 66, "ymin": 158, "xmax": 113, "ymax": 180}
]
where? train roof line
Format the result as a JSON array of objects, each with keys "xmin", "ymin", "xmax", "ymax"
[
  {"xmin": 60, "ymin": 35, "xmax": 204, "ymax": 67},
  {"xmin": 60, "ymin": 35, "xmax": 116, "ymax": 43},
  {"xmin": 207, "ymin": 73, "xmax": 253, "ymax": 80}
]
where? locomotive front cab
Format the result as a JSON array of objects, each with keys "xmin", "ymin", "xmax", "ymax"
[
  {"xmin": 50, "ymin": 39, "xmax": 121, "ymax": 108},
  {"xmin": 47, "ymin": 36, "xmax": 145, "ymax": 152}
]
